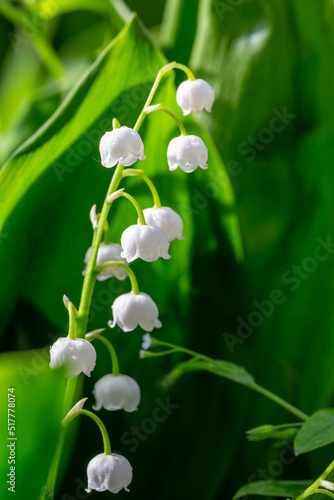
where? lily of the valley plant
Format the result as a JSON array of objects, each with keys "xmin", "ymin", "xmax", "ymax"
[{"xmin": 44, "ymin": 63, "xmax": 214, "ymax": 498}]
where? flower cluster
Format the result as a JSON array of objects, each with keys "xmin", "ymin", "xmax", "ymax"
[{"xmin": 48, "ymin": 63, "xmax": 214, "ymax": 495}]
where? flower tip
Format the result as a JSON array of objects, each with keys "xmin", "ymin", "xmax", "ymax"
[
  {"xmin": 63, "ymin": 295, "xmax": 70, "ymax": 309},
  {"xmin": 62, "ymin": 397, "xmax": 87, "ymax": 425},
  {"xmin": 107, "ymin": 188, "xmax": 125, "ymax": 204},
  {"xmin": 85, "ymin": 328, "xmax": 106, "ymax": 340},
  {"xmin": 90, "ymin": 204, "xmax": 98, "ymax": 229}
]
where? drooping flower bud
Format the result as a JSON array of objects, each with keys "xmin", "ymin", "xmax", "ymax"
[
  {"xmin": 99, "ymin": 126, "xmax": 146, "ymax": 168},
  {"xmin": 86, "ymin": 453, "xmax": 132, "ymax": 493},
  {"xmin": 121, "ymin": 224, "xmax": 170, "ymax": 263},
  {"xmin": 109, "ymin": 292, "xmax": 162, "ymax": 332},
  {"xmin": 141, "ymin": 333, "xmax": 152, "ymax": 350},
  {"xmin": 167, "ymin": 135, "xmax": 208, "ymax": 173},
  {"xmin": 49, "ymin": 337, "xmax": 96, "ymax": 378},
  {"xmin": 83, "ymin": 243, "xmax": 128, "ymax": 281},
  {"xmin": 176, "ymin": 78, "xmax": 215, "ymax": 116},
  {"xmin": 93, "ymin": 374, "xmax": 140, "ymax": 412},
  {"xmin": 140, "ymin": 207, "xmax": 184, "ymax": 242}
]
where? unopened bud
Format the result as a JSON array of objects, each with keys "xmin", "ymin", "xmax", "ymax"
[{"xmin": 90, "ymin": 204, "xmax": 98, "ymax": 229}]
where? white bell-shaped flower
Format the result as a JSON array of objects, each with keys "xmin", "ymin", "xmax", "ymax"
[
  {"xmin": 109, "ymin": 292, "xmax": 162, "ymax": 332},
  {"xmin": 176, "ymin": 78, "xmax": 215, "ymax": 116},
  {"xmin": 49, "ymin": 337, "xmax": 96, "ymax": 378},
  {"xmin": 99, "ymin": 126, "xmax": 146, "ymax": 168},
  {"xmin": 93, "ymin": 374, "xmax": 140, "ymax": 412},
  {"xmin": 140, "ymin": 207, "xmax": 184, "ymax": 242},
  {"xmin": 83, "ymin": 243, "xmax": 128, "ymax": 281},
  {"xmin": 86, "ymin": 453, "xmax": 132, "ymax": 493},
  {"xmin": 167, "ymin": 135, "xmax": 208, "ymax": 173},
  {"xmin": 121, "ymin": 224, "xmax": 170, "ymax": 263}
]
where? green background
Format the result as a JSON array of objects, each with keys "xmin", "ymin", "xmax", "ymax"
[{"xmin": 1, "ymin": 0, "xmax": 334, "ymax": 498}]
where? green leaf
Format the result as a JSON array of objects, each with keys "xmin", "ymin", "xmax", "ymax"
[
  {"xmin": 0, "ymin": 14, "xmax": 242, "ymax": 500},
  {"xmin": 233, "ymin": 480, "xmax": 312, "ymax": 499},
  {"xmin": 0, "ymin": 349, "xmax": 70, "ymax": 498},
  {"xmin": 163, "ymin": 358, "xmax": 255, "ymax": 388},
  {"xmin": 0, "ymin": 14, "xmax": 241, "ymax": 334},
  {"xmin": 294, "ymin": 409, "xmax": 334, "ymax": 455}
]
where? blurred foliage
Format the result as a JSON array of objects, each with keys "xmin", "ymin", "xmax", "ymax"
[{"xmin": 1, "ymin": 0, "xmax": 334, "ymax": 499}]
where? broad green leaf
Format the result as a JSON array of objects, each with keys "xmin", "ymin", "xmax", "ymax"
[
  {"xmin": 0, "ymin": 14, "xmax": 241, "ymax": 334},
  {"xmin": 294, "ymin": 409, "xmax": 334, "ymax": 455},
  {"xmin": 233, "ymin": 480, "xmax": 312, "ymax": 499},
  {"xmin": 0, "ymin": 349, "xmax": 71, "ymax": 498},
  {"xmin": 0, "ymin": 13, "xmax": 242, "ymax": 500},
  {"xmin": 159, "ymin": 0, "xmax": 200, "ymax": 65},
  {"xmin": 182, "ymin": 2, "xmax": 334, "ymax": 497}
]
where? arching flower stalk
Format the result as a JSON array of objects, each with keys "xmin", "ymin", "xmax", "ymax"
[{"xmin": 45, "ymin": 60, "xmax": 214, "ymax": 499}]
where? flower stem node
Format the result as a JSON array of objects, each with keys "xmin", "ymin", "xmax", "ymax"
[
  {"xmin": 62, "ymin": 398, "xmax": 88, "ymax": 425},
  {"xmin": 99, "ymin": 126, "xmax": 146, "ymax": 168},
  {"xmin": 86, "ymin": 453, "xmax": 132, "ymax": 494},
  {"xmin": 121, "ymin": 224, "xmax": 170, "ymax": 262},
  {"xmin": 141, "ymin": 207, "xmax": 184, "ymax": 242},
  {"xmin": 109, "ymin": 292, "xmax": 162, "ymax": 332},
  {"xmin": 176, "ymin": 78, "xmax": 215, "ymax": 116},
  {"xmin": 93, "ymin": 374, "xmax": 141, "ymax": 412},
  {"xmin": 49, "ymin": 337, "xmax": 96, "ymax": 378},
  {"xmin": 83, "ymin": 243, "xmax": 128, "ymax": 281},
  {"xmin": 107, "ymin": 188, "xmax": 125, "ymax": 204},
  {"xmin": 167, "ymin": 135, "xmax": 208, "ymax": 173}
]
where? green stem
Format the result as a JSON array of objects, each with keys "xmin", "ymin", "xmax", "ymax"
[
  {"xmin": 155, "ymin": 339, "xmax": 215, "ymax": 364},
  {"xmin": 250, "ymin": 384, "xmax": 309, "ymax": 422},
  {"xmin": 273, "ymin": 422, "xmax": 303, "ymax": 429},
  {"xmin": 41, "ymin": 378, "xmax": 77, "ymax": 499},
  {"xmin": 44, "ymin": 60, "xmax": 191, "ymax": 498},
  {"xmin": 140, "ymin": 348, "xmax": 177, "ymax": 358},
  {"xmin": 123, "ymin": 169, "xmax": 162, "ymax": 208},
  {"xmin": 121, "ymin": 191, "xmax": 146, "ymax": 225},
  {"xmin": 133, "ymin": 61, "xmax": 195, "ymax": 132},
  {"xmin": 67, "ymin": 303, "xmax": 77, "ymax": 340},
  {"xmin": 294, "ymin": 460, "xmax": 334, "ymax": 500},
  {"xmin": 80, "ymin": 410, "xmax": 112, "ymax": 455},
  {"xmin": 103, "ymin": 219, "xmax": 110, "ymax": 244},
  {"xmin": 144, "ymin": 104, "xmax": 188, "ymax": 135},
  {"xmin": 314, "ymin": 490, "xmax": 334, "ymax": 499},
  {"xmin": 149, "ymin": 339, "xmax": 309, "ymax": 421},
  {"xmin": 89, "ymin": 335, "xmax": 120, "ymax": 376},
  {"xmin": 77, "ymin": 162, "xmax": 125, "ymax": 333},
  {"xmin": 95, "ymin": 261, "xmax": 140, "ymax": 294}
]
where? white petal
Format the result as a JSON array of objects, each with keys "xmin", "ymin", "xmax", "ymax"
[
  {"xmin": 86, "ymin": 453, "xmax": 132, "ymax": 494},
  {"xmin": 83, "ymin": 243, "xmax": 128, "ymax": 281},
  {"xmin": 110, "ymin": 292, "xmax": 161, "ymax": 332},
  {"xmin": 167, "ymin": 135, "xmax": 208, "ymax": 173},
  {"xmin": 49, "ymin": 338, "xmax": 96, "ymax": 378},
  {"xmin": 121, "ymin": 224, "xmax": 170, "ymax": 263},
  {"xmin": 99, "ymin": 127, "xmax": 145, "ymax": 168},
  {"xmin": 176, "ymin": 79, "xmax": 215, "ymax": 115},
  {"xmin": 141, "ymin": 207, "xmax": 184, "ymax": 242},
  {"xmin": 93, "ymin": 374, "xmax": 140, "ymax": 412}
]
